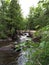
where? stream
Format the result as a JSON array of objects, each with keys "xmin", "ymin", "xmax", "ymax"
[{"xmin": 0, "ymin": 33, "xmax": 31, "ymax": 65}]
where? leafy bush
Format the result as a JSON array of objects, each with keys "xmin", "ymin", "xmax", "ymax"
[{"xmin": 24, "ymin": 25, "xmax": 49, "ymax": 65}]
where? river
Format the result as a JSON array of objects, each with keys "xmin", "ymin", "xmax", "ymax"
[{"xmin": 0, "ymin": 33, "xmax": 31, "ymax": 65}]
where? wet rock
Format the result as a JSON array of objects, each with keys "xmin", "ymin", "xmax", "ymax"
[
  {"xmin": 0, "ymin": 44, "xmax": 14, "ymax": 52},
  {"xmin": 0, "ymin": 43, "xmax": 21, "ymax": 54},
  {"xmin": 33, "ymin": 36, "xmax": 42, "ymax": 43},
  {"xmin": 0, "ymin": 38, "xmax": 12, "ymax": 42}
]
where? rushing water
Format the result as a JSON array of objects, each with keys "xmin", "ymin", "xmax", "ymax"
[{"xmin": 0, "ymin": 33, "xmax": 31, "ymax": 65}]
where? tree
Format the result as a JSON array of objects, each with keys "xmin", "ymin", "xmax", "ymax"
[
  {"xmin": 27, "ymin": 0, "xmax": 49, "ymax": 30},
  {"xmin": 9, "ymin": 0, "xmax": 23, "ymax": 30},
  {"xmin": 0, "ymin": 0, "xmax": 24, "ymax": 39},
  {"xmin": 0, "ymin": 0, "xmax": 10, "ymax": 39}
]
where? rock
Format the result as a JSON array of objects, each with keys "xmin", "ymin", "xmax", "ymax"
[
  {"xmin": 0, "ymin": 44, "xmax": 14, "ymax": 51},
  {"xmin": 0, "ymin": 38, "xmax": 12, "ymax": 42},
  {"xmin": 0, "ymin": 44, "xmax": 21, "ymax": 54},
  {"xmin": 14, "ymin": 41, "xmax": 18, "ymax": 44},
  {"xmin": 33, "ymin": 36, "xmax": 42, "ymax": 43}
]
